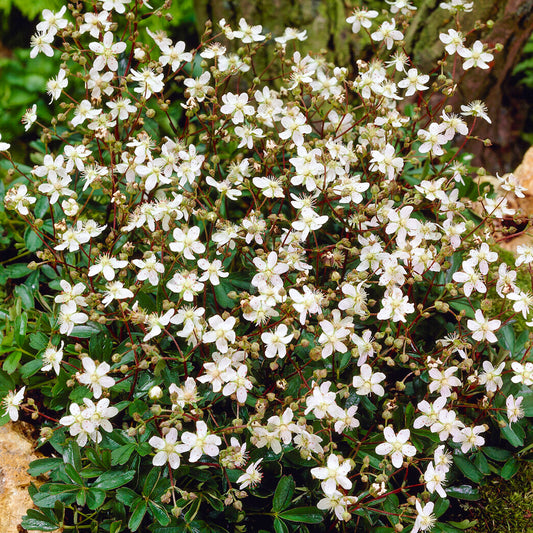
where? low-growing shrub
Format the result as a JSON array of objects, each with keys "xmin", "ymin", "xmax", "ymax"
[{"xmin": 0, "ymin": 1, "xmax": 532, "ymax": 532}]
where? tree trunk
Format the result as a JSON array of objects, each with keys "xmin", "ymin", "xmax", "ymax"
[
  {"xmin": 194, "ymin": 0, "xmax": 533, "ymax": 173},
  {"xmin": 405, "ymin": 0, "xmax": 533, "ymax": 172}
]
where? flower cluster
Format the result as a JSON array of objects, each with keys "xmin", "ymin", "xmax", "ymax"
[{"xmin": 1, "ymin": 0, "xmax": 531, "ymax": 531}]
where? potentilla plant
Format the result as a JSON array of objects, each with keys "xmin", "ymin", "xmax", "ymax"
[{"xmin": 1, "ymin": 0, "xmax": 532, "ymax": 531}]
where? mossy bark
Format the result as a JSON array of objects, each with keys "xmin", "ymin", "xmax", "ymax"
[
  {"xmin": 193, "ymin": 0, "xmax": 533, "ymax": 172},
  {"xmin": 405, "ymin": 0, "xmax": 533, "ymax": 172}
]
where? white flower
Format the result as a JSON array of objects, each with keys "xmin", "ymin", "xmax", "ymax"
[
  {"xmin": 89, "ymin": 32, "xmax": 127, "ymax": 72},
  {"xmin": 149, "ymin": 428, "xmax": 187, "ymax": 469},
  {"xmin": 352, "ymin": 364, "xmax": 386, "ymax": 396},
  {"xmin": 46, "ymin": 68, "xmax": 68, "ymax": 102},
  {"xmin": 478, "ymin": 361, "xmax": 504, "ymax": 392},
  {"xmin": 412, "ymin": 500, "xmax": 436, "ymax": 533},
  {"xmin": 310, "ymin": 454, "xmax": 353, "ymax": 495},
  {"xmin": 461, "ymin": 100, "xmax": 491, "ymax": 124},
  {"xmin": 261, "ymin": 324, "xmax": 293, "ymax": 358},
  {"xmin": 180, "ymin": 420, "xmax": 222, "ymax": 462},
  {"xmin": 237, "ymin": 459, "xmax": 263, "ymax": 489},
  {"xmin": 458, "ymin": 40, "xmax": 493, "ymax": 70},
  {"xmin": 102, "ymin": 281, "xmax": 134, "ymax": 307},
  {"xmin": 132, "ymin": 253, "xmax": 165, "ymax": 286},
  {"xmin": 58, "ymin": 302, "xmax": 89, "ymax": 336},
  {"xmin": 453, "ymin": 425, "xmax": 486, "ymax": 453},
  {"xmin": 428, "ymin": 366, "xmax": 462, "ymax": 398},
  {"xmin": 77, "ymin": 357, "xmax": 115, "ymax": 399},
  {"xmin": 506, "ymin": 395, "xmax": 524, "ymax": 425},
  {"xmin": 2, "ymin": 386, "xmax": 25, "ymax": 421},
  {"xmin": 467, "ymin": 309, "xmax": 500, "ymax": 343},
  {"xmin": 88, "ymin": 254, "xmax": 128, "ymax": 281},
  {"xmin": 203, "ymin": 315, "xmax": 236, "ymax": 353},
  {"xmin": 375, "ymin": 427, "xmax": 416, "ymax": 468},
  {"xmin": 346, "ymin": 8, "xmax": 378, "ymax": 33},
  {"xmin": 42, "ymin": 342, "xmax": 64, "ymax": 375},
  {"xmin": 371, "ymin": 19, "xmax": 403, "ymax": 49}
]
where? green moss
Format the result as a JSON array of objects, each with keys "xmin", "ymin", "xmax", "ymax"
[{"xmin": 465, "ymin": 462, "xmax": 533, "ymax": 533}]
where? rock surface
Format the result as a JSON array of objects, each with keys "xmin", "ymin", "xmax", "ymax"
[{"xmin": 0, "ymin": 422, "xmax": 43, "ymax": 533}]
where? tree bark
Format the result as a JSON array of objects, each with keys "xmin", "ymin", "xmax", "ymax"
[
  {"xmin": 405, "ymin": 0, "xmax": 533, "ymax": 172},
  {"xmin": 194, "ymin": 0, "xmax": 533, "ymax": 173}
]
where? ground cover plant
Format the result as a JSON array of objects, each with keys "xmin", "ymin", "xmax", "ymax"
[{"xmin": 0, "ymin": 0, "xmax": 532, "ymax": 532}]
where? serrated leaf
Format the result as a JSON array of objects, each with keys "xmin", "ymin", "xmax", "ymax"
[
  {"xmin": 272, "ymin": 476, "xmax": 295, "ymax": 512},
  {"xmin": 70, "ymin": 323, "xmax": 103, "ymax": 338},
  {"xmin": 116, "ymin": 487, "xmax": 138, "ymax": 506}
]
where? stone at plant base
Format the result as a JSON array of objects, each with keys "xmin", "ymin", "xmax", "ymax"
[{"xmin": 0, "ymin": 422, "xmax": 51, "ymax": 533}]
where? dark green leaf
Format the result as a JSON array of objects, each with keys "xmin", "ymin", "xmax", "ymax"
[
  {"xmin": 29, "ymin": 332, "xmax": 49, "ymax": 351},
  {"xmin": 148, "ymin": 500, "xmax": 170, "ymax": 525},
  {"xmin": 64, "ymin": 440, "xmax": 82, "ymax": 470},
  {"xmin": 86, "ymin": 488, "xmax": 106, "ymax": 509},
  {"xmin": 116, "ymin": 487, "xmax": 139, "ymax": 506},
  {"xmin": 93, "ymin": 470, "xmax": 135, "ymax": 490},
  {"xmin": 143, "ymin": 467, "xmax": 161, "ymax": 496},
  {"xmin": 2, "ymin": 350, "xmax": 22, "ymax": 374},
  {"xmin": 279, "ymin": 507, "xmax": 324, "ymax": 524},
  {"xmin": 24, "ymin": 227, "xmax": 43, "ymax": 252},
  {"xmin": 70, "ymin": 323, "xmax": 103, "ymax": 338},
  {"xmin": 447, "ymin": 485, "xmax": 481, "ymax": 501},
  {"xmin": 273, "ymin": 517, "xmax": 289, "ymax": 533},
  {"xmin": 433, "ymin": 498, "xmax": 450, "ymax": 518},
  {"xmin": 64, "ymin": 463, "xmax": 84, "ymax": 485},
  {"xmin": 272, "ymin": 476, "xmax": 295, "ymax": 512},
  {"xmin": 483, "ymin": 446, "xmax": 512, "ymax": 462},
  {"xmin": 500, "ymin": 458, "xmax": 520, "ymax": 480},
  {"xmin": 501, "ymin": 421, "xmax": 525, "ymax": 447},
  {"xmin": 129, "ymin": 500, "xmax": 147, "ymax": 531},
  {"xmin": 454, "ymin": 455, "xmax": 484, "ymax": 483},
  {"xmin": 474, "ymin": 452, "xmax": 490, "ymax": 475},
  {"xmin": 29, "ymin": 458, "xmax": 63, "ymax": 476},
  {"xmin": 20, "ymin": 359, "xmax": 43, "ymax": 378},
  {"xmin": 15, "ymin": 283, "xmax": 34, "ymax": 309},
  {"xmin": 14, "ymin": 312, "xmax": 27, "ymax": 346},
  {"xmin": 111, "ymin": 443, "xmax": 136, "ymax": 466},
  {"xmin": 4, "ymin": 263, "xmax": 31, "ymax": 279}
]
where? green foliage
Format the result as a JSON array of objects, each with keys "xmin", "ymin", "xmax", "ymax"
[{"xmin": 0, "ymin": 0, "xmax": 62, "ymax": 19}]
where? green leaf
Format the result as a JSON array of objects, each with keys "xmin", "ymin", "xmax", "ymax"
[
  {"xmin": 29, "ymin": 458, "xmax": 63, "ymax": 476},
  {"xmin": 29, "ymin": 332, "xmax": 49, "ymax": 351},
  {"xmin": 14, "ymin": 311, "xmax": 27, "ymax": 346},
  {"xmin": 148, "ymin": 500, "xmax": 170, "ymax": 526},
  {"xmin": 272, "ymin": 476, "xmax": 295, "ymax": 512},
  {"xmin": 93, "ymin": 470, "xmax": 135, "ymax": 490},
  {"xmin": 64, "ymin": 463, "xmax": 84, "ymax": 485},
  {"xmin": 116, "ymin": 487, "xmax": 138, "ymax": 506},
  {"xmin": 2, "ymin": 350, "xmax": 22, "ymax": 374},
  {"xmin": 279, "ymin": 507, "xmax": 324, "ymax": 524},
  {"xmin": 474, "ymin": 452, "xmax": 490, "ymax": 475},
  {"xmin": 20, "ymin": 359, "xmax": 43, "ymax": 379},
  {"xmin": 454, "ymin": 455, "xmax": 484, "ymax": 483},
  {"xmin": 500, "ymin": 457, "xmax": 520, "ymax": 480},
  {"xmin": 129, "ymin": 499, "xmax": 147, "ymax": 531},
  {"xmin": 86, "ymin": 488, "xmax": 106, "ymax": 509},
  {"xmin": 447, "ymin": 485, "xmax": 481, "ymax": 501},
  {"xmin": 24, "ymin": 227, "xmax": 43, "ymax": 252},
  {"xmin": 15, "ymin": 283, "xmax": 34, "ymax": 310},
  {"xmin": 483, "ymin": 446, "xmax": 512, "ymax": 462},
  {"xmin": 4, "ymin": 263, "xmax": 31, "ymax": 279},
  {"xmin": 143, "ymin": 467, "xmax": 161, "ymax": 496},
  {"xmin": 501, "ymin": 421, "xmax": 525, "ymax": 447},
  {"xmin": 111, "ymin": 443, "xmax": 136, "ymax": 466},
  {"xmin": 273, "ymin": 517, "xmax": 289, "ymax": 533},
  {"xmin": 448, "ymin": 519, "xmax": 478, "ymax": 529},
  {"xmin": 433, "ymin": 498, "xmax": 450, "ymax": 518},
  {"xmin": 110, "ymin": 521, "xmax": 123, "ymax": 533},
  {"xmin": 64, "ymin": 440, "xmax": 82, "ymax": 470},
  {"xmin": 70, "ymin": 323, "xmax": 103, "ymax": 338}
]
